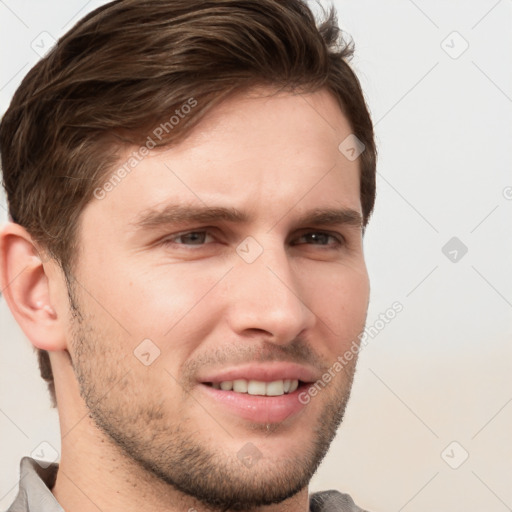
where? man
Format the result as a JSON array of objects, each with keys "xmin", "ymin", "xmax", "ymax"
[{"xmin": 0, "ymin": 0, "xmax": 376, "ymax": 511}]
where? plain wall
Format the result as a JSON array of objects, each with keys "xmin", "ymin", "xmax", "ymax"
[{"xmin": 1, "ymin": 1, "xmax": 511, "ymax": 510}]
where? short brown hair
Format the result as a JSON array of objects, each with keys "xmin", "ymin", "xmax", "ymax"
[{"xmin": 0, "ymin": 0, "xmax": 376, "ymax": 407}]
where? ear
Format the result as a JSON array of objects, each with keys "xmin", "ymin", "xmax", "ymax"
[{"xmin": 0, "ymin": 222, "xmax": 67, "ymax": 351}]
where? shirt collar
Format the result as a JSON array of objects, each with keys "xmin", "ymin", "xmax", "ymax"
[{"xmin": 8, "ymin": 457, "xmax": 63, "ymax": 512}]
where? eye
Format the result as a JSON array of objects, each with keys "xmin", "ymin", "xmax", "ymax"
[
  {"xmin": 163, "ymin": 230, "xmax": 214, "ymax": 246},
  {"xmin": 291, "ymin": 231, "xmax": 343, "ymax": 247}
]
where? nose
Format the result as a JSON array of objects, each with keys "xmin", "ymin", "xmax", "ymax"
[{"xmin": 224, "ymin": 241, "xmax": 316, "ymax": 344}]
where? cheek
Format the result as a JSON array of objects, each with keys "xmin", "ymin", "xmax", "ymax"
[
  {"xmin": 106, "ymin": 262, "xmax": 228, "ymax": 350},
  {"xmin": 302, "ymin": 262, "xmax": 369, "ymax": 348}
]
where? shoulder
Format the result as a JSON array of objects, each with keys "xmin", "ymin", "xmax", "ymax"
[{"xmin": 309, "ymin": 490, "xmax": 372, "ymax": 512}]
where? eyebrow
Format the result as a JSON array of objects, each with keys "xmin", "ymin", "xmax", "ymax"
[
  {"xmin": 130, "ymin": 204, "xmax": 363, "ymax": 231},
  {"xmin": 295, "ymin": 208, "xmax": 363, "ymax": 229},
  {"xmin": 131, "ymin": 204, "xmax": 249, "ymax": 230}
]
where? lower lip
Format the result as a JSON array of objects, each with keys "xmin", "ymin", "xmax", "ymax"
[{"xmin": 198, "ymin": 384, "xmax": 308, "ymax": 423}]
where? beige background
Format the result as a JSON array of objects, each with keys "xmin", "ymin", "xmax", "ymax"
[{"xmin": 1, "ymin": 1, "xmax": 511, "ymax": 511}]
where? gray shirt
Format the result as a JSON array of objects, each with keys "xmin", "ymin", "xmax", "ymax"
[{"xmin": 6, "ymin": 457, "xmax": 369, "ymax": 512}]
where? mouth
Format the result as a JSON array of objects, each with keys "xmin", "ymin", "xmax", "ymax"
[
  {"xmin": 197, "ymin": 363, "xmax": 318, "ymax": 424},
  {"xmin": 204, "ymin": 378, "xmax": 302, "ymax": 396}
]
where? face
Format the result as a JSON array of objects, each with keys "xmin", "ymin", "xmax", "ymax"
[{"xmin": 66, "ymin": 88, "xmax": 370, "ymax": 510}]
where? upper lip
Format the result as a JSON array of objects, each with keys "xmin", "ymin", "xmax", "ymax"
[{"xmin": 198, "ymin": 362, "xmax": 320, "ymax": 384}]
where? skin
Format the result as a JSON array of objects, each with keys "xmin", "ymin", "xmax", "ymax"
[{"xmin": 0, "ymin": 87, "xmax": 370, "ymax": 512}]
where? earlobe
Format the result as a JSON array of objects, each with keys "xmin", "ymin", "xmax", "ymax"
[{"xmin": 0, "ymin": 222, "xmax": 67, "ymax": 352}]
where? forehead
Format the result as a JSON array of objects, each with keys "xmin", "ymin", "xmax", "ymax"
[{"xmin": 84, "ymin": 88, "xmax": 361, "ymax": 232}]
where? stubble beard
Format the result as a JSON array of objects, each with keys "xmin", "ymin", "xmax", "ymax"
[{"xmin": 66, "ymin": 283, "xmax": 358, "ymax": 511}]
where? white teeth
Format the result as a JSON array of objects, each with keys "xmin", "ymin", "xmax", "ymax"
[
  {"xmin": 212, "ymin": 379, "xmax": 300, "ymax": 396},
  {"xmin": 266, "ymin": 380, "xmax": 284, "ymax": 396},
  {"xmin": 220, "ymin": 381, "xmax": 233, "ymax": 391},
  {"xmin": 248, "ymin": 380, "xmax": 266, "ymax": 395},
  {"xmin": 233, "ymin": 379, "xmax": 248, "ymax": 393}
]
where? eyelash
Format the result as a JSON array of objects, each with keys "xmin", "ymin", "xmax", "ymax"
[{"xmin": 161, "ymin": 229, "xmax": 345, "ymax": 249}]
